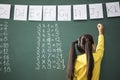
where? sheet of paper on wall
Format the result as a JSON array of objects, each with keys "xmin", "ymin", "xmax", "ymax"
[
  {"xmin": 73, "ymin": 4, "xmax": 87, "ymax": 20},
  {"xmin": 14, "ymin": 5, "xmax": 28, "ymax": 21},
  {"xmin": 89, "ymin": 3, "xmax": 104, "ymax": 19},
  {"xmin": 0, "ymin": 4, "xmax": 11, "ymax": 19},
  {"xmin": 28, "ymin": 5, "xmax": 42, "ymax": 21},
  {"xmin": 58, "ymin": 5, "xmax": 71, "ymax": 21},
  {"xmin": 106, "ymin": 2, "xmax": 120, "ymax": 17},
  {"xmin": 43, "ymin": 5, "xmax": 56, "ymax": 21}
]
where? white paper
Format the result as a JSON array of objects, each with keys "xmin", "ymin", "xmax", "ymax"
[
  {"xmin": 43, "ymin": 5, "xmax": 56, "ymax": 21},
  {"xmin": 73, "ymin": 4, "xmax": 87, "ymax": 20},
  {"xmin": 14, "ymin": 5, "xmax": 28, "ymax": 21},
  {"xmin": 58, "ymin": 5, "xmax": 71, "ymax": 21},
  {"xmin": 28, "ymin": 5, "xmax": 42, "ymax": 21},
  {"xmin": 89, "ymin": 3, "xmax": 104, "ymax": 19},
  {"xmin": 0, "ymin": 4, "xmax": 11, "ymax": 19},
  {"xmin": 106, "ymin": 2, "xmax": 120, "ymax": 17}
]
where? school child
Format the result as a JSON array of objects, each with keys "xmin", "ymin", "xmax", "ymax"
[{"xmin": 67, "ymin": 24, "xmax": 104, "ymax": 80}]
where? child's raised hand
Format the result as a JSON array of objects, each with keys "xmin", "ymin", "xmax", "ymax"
[{"xmin": 97, "ymin": 23, "xmax": 104, "ymax": 34}]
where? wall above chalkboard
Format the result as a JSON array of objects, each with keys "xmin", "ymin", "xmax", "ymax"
[{"xmin": 0, "ymin": 1, "xmax": 120, "ymax": 21}]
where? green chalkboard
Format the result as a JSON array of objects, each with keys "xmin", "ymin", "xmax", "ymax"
[{"xmin": 0, "ymin": 0, "xmax": 120, "ymax": 80}]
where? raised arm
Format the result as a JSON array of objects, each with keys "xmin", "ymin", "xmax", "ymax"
[{"xmin": 95, "ymin": 23, "xmax": 104, "ymax": 58}]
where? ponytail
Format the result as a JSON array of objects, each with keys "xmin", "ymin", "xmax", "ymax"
[
  {"xmin": 85, "ymin": 39, "xmax": 94, "ymax": 80},
  {"xmin": 67, "ymin": 34, "xmax": 94, "ymax": 80},
  {"xmin": 67, "ymin": 41, "xmax": 77, "ymax": 80}
]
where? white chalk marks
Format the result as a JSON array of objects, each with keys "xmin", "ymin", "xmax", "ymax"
[
  {"xmin": 35, "ymin": 23, "xmax": 65, "ymax": 70},
  {"xmin": 0, "ymin": 21, "xmax": 11, "ymax": 72}
]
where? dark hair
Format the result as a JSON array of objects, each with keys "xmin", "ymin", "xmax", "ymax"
[{"xmin": 67, "ymin": 34, "xmax": 94, "ymax": 80}]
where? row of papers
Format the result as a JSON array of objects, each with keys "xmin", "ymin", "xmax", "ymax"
[{"xmin": 0, "ymin": 2, "xmax": 120, "ymax": 21}]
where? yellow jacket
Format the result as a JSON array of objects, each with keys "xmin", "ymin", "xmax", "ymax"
[{"xmin": 73, "ymin": 34, "xmax": 104, "ymax": 80}]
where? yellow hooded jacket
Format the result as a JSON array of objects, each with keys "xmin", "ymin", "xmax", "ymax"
[{"xmin": 73, "ymin": 34, "xmax": 104, "ymax": 80}]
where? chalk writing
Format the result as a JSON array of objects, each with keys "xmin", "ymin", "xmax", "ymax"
[
  {"xmin": 0, "ymin": 21, "xmax": 11, "ymax": 73},
  {"xmin": 35, "ymin": 23, "xmax": 65, "ymax": 70}
]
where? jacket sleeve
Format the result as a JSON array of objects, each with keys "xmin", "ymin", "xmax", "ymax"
[{"xmin": 95, "ymin": 34, "xmax": 104, "ymax": 59}]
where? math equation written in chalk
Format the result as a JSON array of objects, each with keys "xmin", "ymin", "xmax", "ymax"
[{"xmin": 35, "ymin": 23, "xmax": 65, "ymax": 70}]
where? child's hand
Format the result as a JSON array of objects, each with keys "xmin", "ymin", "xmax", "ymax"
[{"xmin": 97, "ymin": 23, "xmax": 104, "ymax": 34}]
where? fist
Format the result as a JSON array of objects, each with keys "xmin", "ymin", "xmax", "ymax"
[{"xmin": 97, "ymin": 23, "xmax": 104, "ymax": 34}]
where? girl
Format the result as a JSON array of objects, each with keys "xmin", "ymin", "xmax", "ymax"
[{"xmin": 67, "ymin": 24, "xmax": 104, "ymax": 80}]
